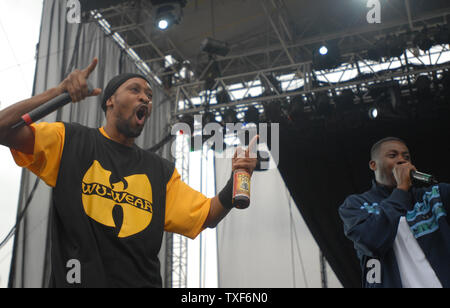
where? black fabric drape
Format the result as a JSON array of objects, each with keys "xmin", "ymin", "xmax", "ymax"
[{"xmin": 277, "ymin": 109, "xmax": 450, "ymax": 288}]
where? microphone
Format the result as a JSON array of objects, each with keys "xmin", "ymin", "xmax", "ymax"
[
  {"xmin": 411, "ymin": 170, "xmax": 438, "ymax": 185},
  {"xmin": 11, "ymin": 84, "xmax": 93, "ymax": 130}
]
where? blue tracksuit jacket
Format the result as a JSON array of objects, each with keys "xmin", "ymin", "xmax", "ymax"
[{"xmin": 339, "ymin": 181, "xmax": 450, "ymax": 288}]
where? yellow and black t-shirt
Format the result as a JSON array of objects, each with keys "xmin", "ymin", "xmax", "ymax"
[{"xmin": 11, "ymin": 122, "xmax": 211, "ymax": 288}]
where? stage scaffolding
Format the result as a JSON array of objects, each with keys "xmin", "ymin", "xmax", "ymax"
[{"xmin": 86, "ymin": 0, "xmax": 450, "ymax": 288}]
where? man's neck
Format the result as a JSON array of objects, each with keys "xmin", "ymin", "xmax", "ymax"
[
  {"xmin": 103, "ymin": 123, "xmax": 135, "ymax": 147},
  {"xmin": 373, "ymin": 179, "xmax": 396, "ymax": 194}
]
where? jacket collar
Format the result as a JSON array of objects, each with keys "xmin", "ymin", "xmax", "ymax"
[{"xmin": 371, "ymin": 179, "xmax": 395, "ymax": 198}]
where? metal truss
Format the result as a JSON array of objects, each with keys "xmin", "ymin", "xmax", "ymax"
[
  {"xmin": 86, "ymin": 0, "xmax": 450, "ymax": 288},
  {"xmin": 173, "ymin": 44, "xmax": 450, "ymax": 118},
  {"xmin": 168, "ymin": 3, "xmax": 450, "ymax": 120},
  {"xmin": 90, "ymin": 1, "xmax": 450, "ymax": 100},
  {"xmin": 165, "ymin": 132, "xmax": 190, "ymax": 288}
]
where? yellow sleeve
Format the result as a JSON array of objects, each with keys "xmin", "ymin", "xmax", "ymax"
[
  {"xmin": 10, "ymin": 122, "xmax": 65, "ymax": 187},
  {"xmin": 164, "ymin": 168, "xmax": 211, "ymax": 239}
]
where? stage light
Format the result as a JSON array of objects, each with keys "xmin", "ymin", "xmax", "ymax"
[
  {"xmin": 157, "ymin": 19, "xmax": 169, "ymax": 30},
  {"xmin": 367, "ymin": 35, "xmax": 406, "ymax": 61},
  {"xmin": 368, "ymin": 81, "xmax": 404, "ymax": 113},
  {"xmin": 387, "ymin": 84, "xmax": 403, "ymax": 112},
  {"xmin": 151, "ymin": 0, "xmax": 186, "ymax": 31},
  {"xmin": 200, "ymin": 38, "xmax": 230, "ymax": 57},
  {"xmin": 368, "ymin": 107, "xmax": 379, "ymax": 120},
  {"xmin": 319, "ymin": 46, "xmax": 328, "ymax": 56},
  {"xmin": 313, "ymin": 42, "xmax": 341, "ymax": 70},
  {"xmin": 155, "ymin": 8, "xmax": 177, "ymax": 31}
]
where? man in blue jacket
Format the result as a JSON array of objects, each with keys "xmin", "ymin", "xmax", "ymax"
[{"xmin": 339, "ymin": 137, "xmax": 450, "ymax": 288}]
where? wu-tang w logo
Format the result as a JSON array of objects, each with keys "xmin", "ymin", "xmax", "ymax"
[{"xmin": 81, "ymin": 160, "xmax": 153, "ymax": 238}]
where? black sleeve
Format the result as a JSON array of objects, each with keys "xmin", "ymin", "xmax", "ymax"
[{"xmin": 438, "ymin": 183, "xmax": 450, "ymax": 224}]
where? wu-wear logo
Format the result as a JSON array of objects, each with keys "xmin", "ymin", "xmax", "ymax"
[{"xmin": 81, "ymin": 160, "xmax": 153, "ymax": 238}]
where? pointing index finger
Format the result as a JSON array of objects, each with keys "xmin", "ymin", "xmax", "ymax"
[
  {"xmin": 82, "ymin": 57, "xmax": 98, "ymax": 78},
  {"xmin": 246, "ymin": 135, "xmax": 259, "ymax": 158}
]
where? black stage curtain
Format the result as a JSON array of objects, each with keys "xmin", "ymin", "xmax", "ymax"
[{"xmin": 277, "ymin": 108, "xmax": 450, "ymax": 288}]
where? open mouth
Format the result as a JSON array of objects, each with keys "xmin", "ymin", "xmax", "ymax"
[{"xmin": 136, "ymin": 105, "xmax": 148, "ymax": 121}]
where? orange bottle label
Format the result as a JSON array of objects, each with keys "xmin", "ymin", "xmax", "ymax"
[{"xmin": 233, "ymin": 170, "xmax": 250, "ymax": 198}]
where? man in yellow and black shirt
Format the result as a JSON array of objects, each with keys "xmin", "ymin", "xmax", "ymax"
[{"xmin": 0, "ymin": 58, "xmax": 258, "ymax": 288}]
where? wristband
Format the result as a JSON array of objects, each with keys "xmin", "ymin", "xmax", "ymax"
[{"xmin": 218, "ymin": 176, "xmax": 234, "ymax": 209}]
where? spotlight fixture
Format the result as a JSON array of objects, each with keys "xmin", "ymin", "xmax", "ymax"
[
  {"xmin": 319, "ymin": 46, "xmax": 328, "ymax": 56},
  {"xmin": 368, "ymin": 107, "xmax": 379, "ymax": 120},
  {"xmin": 368, "ymin": 81, "xmax": 404, "ymax": 113},
  {"xmin": 200, "ymin": 38, "xmax": 230, "ymax": 57},
  {"xmin": 151, "ymin": 0, "xmax": 187, "ymax": 31},
  {"xmin": 367, "ymin": 35, "xmax": 406, "ymax": 61},
  {"xmin": 158, "ymin": 19, "xmax": 169, "ymax": 30},
  {"xmin": 313, "ymin": 42, "xmax": 341, "ymax": 70}
]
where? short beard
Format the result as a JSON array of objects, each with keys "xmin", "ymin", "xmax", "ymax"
[{"xmin": 115, "ymin": 112, "xmax": 144, "ymax": 139}]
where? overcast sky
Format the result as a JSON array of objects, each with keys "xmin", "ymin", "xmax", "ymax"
[{"xmin": 0, "ymin": 0, "xmax": 43, "ymax": 287}]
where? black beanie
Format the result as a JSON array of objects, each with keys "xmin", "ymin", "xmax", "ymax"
[{"xmin": 101, "ymin": 73, "xmax": 150, "ymax": 112}]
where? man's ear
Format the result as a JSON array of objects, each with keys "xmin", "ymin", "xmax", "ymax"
[
  {"xmin": 106, "ymin": 96, "xmax": 114, "ymax": 110},
  {"xmin": 369, "ymin": 160, "xmax": 377, "ymax": 172}
]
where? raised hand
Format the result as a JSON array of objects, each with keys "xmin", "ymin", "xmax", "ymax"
[
  {"xmin": 232, "ymin": 135, "xmax": 259, "ymax": 175},
  {"xmin": 57, "ymin": 58, "xmax": 102, "ymax": 102},
  {"xmin": 393, "ymin": 161, "xmax": 417, "ymax": 191}
]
